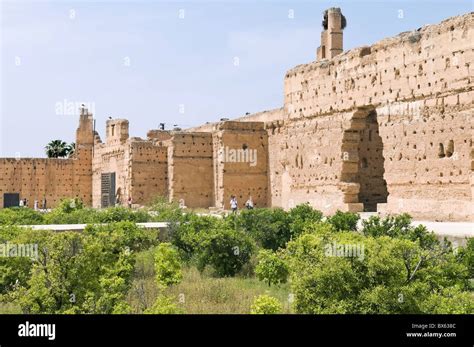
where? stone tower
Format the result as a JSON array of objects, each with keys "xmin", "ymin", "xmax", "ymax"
[
  {"xmin": 317, "ymin": 7, "xmax": 345, "ymax": 60},
  {"xmin": 72, "ymin": 106, "xmax": 94, "ymax": 205}
]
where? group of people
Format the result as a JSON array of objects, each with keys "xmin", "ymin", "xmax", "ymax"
[
  {"xmin": 19, "ymin": 198, "xmax": 47, "ymax": 210},
  {"xmin": 229, "ymin": 195, "xmax": 254, "ymax": 213}
]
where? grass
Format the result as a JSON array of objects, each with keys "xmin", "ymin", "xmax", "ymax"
[{"xmin": 127, "ymin": 248, "xmax": 293, "ymax": 314}]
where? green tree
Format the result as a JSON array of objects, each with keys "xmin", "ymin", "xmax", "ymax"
[
  {"xmin": 361, "ymin": 214, "xmax": 439, "ymax": 250},
  {"xmin": 67, "ymin": 142, "xmax": 75, "ymax": 158},
  {"xmin": 154, "ymin": 243, "xmax": 182, "ymax": 288},
  {"xmin": 456, "ymin": 238, "xmax": 473, "ymax": 279},
  {"xmin": 0, "ymin": 208, "xmax": 44, "ymax": 225},
  {"xmin": 285, "ymin": 227, "xmax": 472, "ymax": 314},
  {"xmin": 288, "ymin": 203, "xmax": 323, "ymax": 238},
  {"xmin": 237, "ymin": 208, "xmax": 290, "ymax": 250},
  {"xmin": 170, "ymin": 214, "xmax": 218, "ymax": 261},
  {"xmin": 255, "ymin": 249, "xmax": 288, "ymax": 286},
  {"xmin": 196, "ymin": 222, "xmax": 255, "ymax": 277},
  {"xmin": 2, "ymin": 224, "xmax": 139, "ymax": 314},
  {"xmin": 250, "ymin": 295, "xmax": 282, "ymax": 314},
  {"xmin": 327, "ymin": 210, "xmax": 360, "ymax": 231}
]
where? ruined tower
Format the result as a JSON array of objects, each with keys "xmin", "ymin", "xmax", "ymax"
[
  {"xmin": 72, "ymin": 106, "xmax": 94, "ymax": 205},
  {"xmin": 317, "ymin": 7, "xmax": 345, "ymax": 60}
]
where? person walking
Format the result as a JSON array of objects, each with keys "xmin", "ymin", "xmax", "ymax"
[
  {"xmin": 245, "ymin": 196, "xmax": 254, "ymax": 210},
  {"xmin": 127, "ymin": 196, "xmax": 133, "ymax": 209},
  {"xmin": 34, "ymin": 200, "xmax": 38, "ymax": 211},
  {"xmin": 19, "ymin": 199, "xmax": 24, "ymax": 208},
  {"xmin": 230, "ymin": 195, "xmax": 238, "ymax": 214}
]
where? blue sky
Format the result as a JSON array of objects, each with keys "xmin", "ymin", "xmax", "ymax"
[{"xmin": 1, "ymin": 0, "xmax": 472, "ymax": 157}]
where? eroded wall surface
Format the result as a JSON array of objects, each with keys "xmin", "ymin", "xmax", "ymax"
[
  {"xmin": 212, "ymin": 121, "xmax": 269, "ymax": 209},
  {"xmin": 264, "ymin": 13, "xmax": 473, "ymax": 220},
  {"xmin": 167, "ymin": 133, "xmax": 214, "ymax": 208}
]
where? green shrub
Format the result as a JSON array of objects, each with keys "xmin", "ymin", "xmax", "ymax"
[
  {"xmin": 148, "ymin": 197, "xmax": 183, "ymax": 222},
  {"xmin": 44, "ymin": 202, "xmax": 151, "ymax": 225},
  {"xmin": 327, "ymin": 210, "xmax": 360, "ymax": 231},
  {"xmin": 250, "ymin": 295, "xmax": 282, "ymax": 314},
  {"xmin": 44, "ymin": 207, "xmax": 97, "ymax": 224},
  {"xmin": 457, "ymin": 238, "xmax": 474, "ymax": 278},
  {"xmin": 95, "ymin": 207, "xmax": 150, "ymax": 223},
  {"xmin": 0, "ymin": 208, "xmax": 44, "ymax": 225},
  {"xmin": 255, "ymin": 249, "xmax": 288, "ymax": 286},
  {"xmin": 2, "ymin": 228, "xmax": 135, "ymax": 314},
  {"xmin": 56, "ymin": 198, "xmax": 84, "ymax": 213},
  {"xmin": 145, "ymin": 296, "xmax": 182, "ymax": 314},
  {"xmin": 237, "ymin": 208, "xmax": 290, "ymax": 250},
  {"xmin": 154, "ymin": 243, "xmax": 182, "ymax": 287},
  {"xmin": 171, "ymin": 214, "xmax": 219, "ymax": 261},
  {"xmin": 361, "ymin": 214, "xmax": 439, "ymax": 250},
  {"xmin": 285, "ymin": 230, "xmax": 471, "ymax": 314},
  {"xmin": 84, "ymin": 221, "xmax": 158, "ymax": 252},
  {"xmin": 288, "ymin": 204, "xmax": 323, "ymax": 237},
  {"xmin": 196, "ymin": 222, "xmax": 255, "ymax": 277}
]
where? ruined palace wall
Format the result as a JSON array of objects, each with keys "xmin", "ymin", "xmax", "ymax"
[
  {"xmin": 0, "ymin": 112, "xmax": 93, "ymax": 209},
  {"xmin": 375, "ymin": 100, "xmax": 473, "ymax": 221},
  {"xmin": 129, "ymin": 140, "xmax": 168, "ymax": 205},
  {"xmin": 267, "ymin": 13, "xmax": 473, "ymax": 220},
  {"xmin": 213, "ymin": 121, "xmax": 269, "ymax": 209},
  {"xmin": 167, "ymin": 133, "xmax": 214, "ymax": 208},
  {"xmin": 0, "ymin": 158, "xmax": 75, "ymax": 208},
  {"xmin": 264, "ymin": 112, "xmax": 357, "ymax": 214},
  {"xmin": 233, "ymin": 108, "xmax": 285, "ymax": 123}
]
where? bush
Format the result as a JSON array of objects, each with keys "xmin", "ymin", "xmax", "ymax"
[
  {"xmin": 255, "ymin": 250, "xmax": 288, "ymax": 286},
  {"xmin": 56, "ymin": 198, "xmax": 84, "ymax": 213},
  {"xmin": 148, "ymin": 197, "xmax": 183, "ymax": 223},
  {"xmin": 0, "ymin": 208, "xmax": 44, "ymax": 225},
  {"xmin": 285, "ymin": 229, "xmax": 471, "ymax": 314},
  {"xmin": 1, "ymin": 228, "xmax": 136, "ymax": 314},
  {"xmin": 288, "ymin": 204, "xmax": 323, "ymax": 237},
  {"xmin": 95, "ymin": 207, "xmax": 151, "ymax": 223},
  {"xmin": 145, "ymin": 296, "xmax": 182, "ymax": 314},
  {"xmin": 457, "ymin": 238, "xmax": 474, "ymax": 278},
  {"xmin": 154, "ymin": 243, "xmax": 182, "ymax": 287},
  {"xmin": 84, "ymin": 221, "xmax": 158, "ymax": 252},
  {"xmin": 171, "ymin": 214, "xmax": 219, "ymax": 261},
  {"xmin": 327, "ymin": 210, "xmax": 360, "ymax": 231},
  {"xmin": 361, "ymin": 214, "xmax": 439, "ymax": 250},
  {"xmin": 196, "ymin": 222, "xmax": 255, "ymax": 277},
  {"xmin": 250, "ymin": 295, "xmax": 282, "ymax": 314},
  {"xmin": 44, "ymin": 203, "xmax": 151, "ymax": 225},
  {"xmin": 237, "ymin": 208, "xmax": 290, "ymax": 250}
]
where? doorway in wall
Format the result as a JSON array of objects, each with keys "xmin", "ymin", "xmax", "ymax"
[
  {"xmin": 3, "ymin": 193, "xmax": 20, "ymax": 208},
  {"xmin": 101, "ymin": 172, "xmax": 116, "ymax": 208},
  {"xmin": 357, "ymin": 110, "xmax": 388, "ymax": 211},
  {"xmin": 341, "ymin": 107, "xmax": 388, "ymax": 212}
]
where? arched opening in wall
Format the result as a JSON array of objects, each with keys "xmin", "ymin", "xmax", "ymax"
[
  {"xmin": 341, "ymin": 107, "xmax": 388, "ymax": 212},
  {"xmin": 357, "ymin": 110, "xmax": 388, "ymax": 211}
]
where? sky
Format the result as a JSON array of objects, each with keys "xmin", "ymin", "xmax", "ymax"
[{"xmin": 0, "ymin": 0, "xmax": 472, "ymax": 157}]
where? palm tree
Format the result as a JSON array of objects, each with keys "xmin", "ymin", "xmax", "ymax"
[
  {"xmin": 67, "ymin": 142, "xmax": 75, "ymax": 158},
  {"xmin": 45, "ymin": 140, "xmax": 69, "ymax": 158}
]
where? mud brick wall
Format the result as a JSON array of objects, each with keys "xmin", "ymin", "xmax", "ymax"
[{"xmin": 167, "ymin": 132, "xmax": 214, "ymax": 208}]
